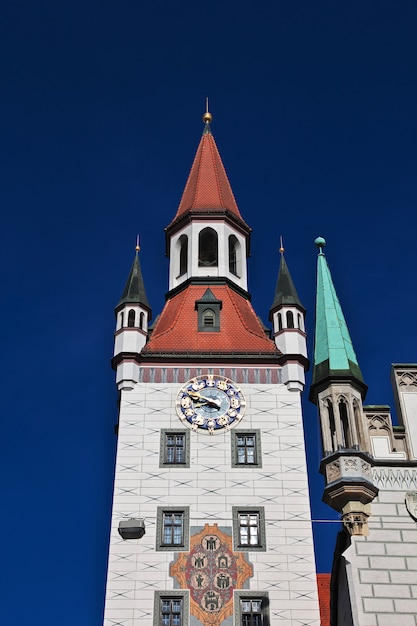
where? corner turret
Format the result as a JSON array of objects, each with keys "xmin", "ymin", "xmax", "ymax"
[
  {"xmin": 112, "ymin": 239, "xmax": 151, "ymax": 390},
  {"xmin": 310, "ymin": 237, "xmax": 378, "ymax": 535},
  {"xmin": 269, "ymin": 241, "xmax": 308, "ymax": 391}
]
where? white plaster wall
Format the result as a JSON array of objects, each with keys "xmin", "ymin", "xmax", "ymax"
[
  {"xmin": 340, "ymin": 468, "xmax": 417, "ymax": 626},
  {"xmin": 274, "ymin": 330, "xmax": 307, "ymax": 359},
  {"xmin": 168, "ymin": 221, "xmax": 248, "ymax": 292},
  {"xmin": 103, "ymin": 379, "xmax": 320, "ymax": 626}
]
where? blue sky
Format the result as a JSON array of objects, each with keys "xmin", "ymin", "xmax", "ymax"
[{"xmin": 2, "ymin": 1, "xmax": 417, "ymax": 624}]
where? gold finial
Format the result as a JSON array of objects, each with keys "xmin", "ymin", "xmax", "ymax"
[
  {"xmin": 202, "ymin": 97, "xmax": 212, "ymax": 124},
  {"xmin": 135, "ymin": 234, "xmax": 140, "ymax": 252},
  {"xmin": 279, "ymin": 235, "xmax": 285, "ymax": 255}
]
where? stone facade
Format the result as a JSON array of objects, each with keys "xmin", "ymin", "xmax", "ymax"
[{"xmin": 331, "ymin": 365, "xmax": 417, "ymax": 625}]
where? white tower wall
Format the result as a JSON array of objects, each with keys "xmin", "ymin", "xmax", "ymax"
[{"xmin": 103, "ymin": 367, "xmax": 320, "ymax": 626}]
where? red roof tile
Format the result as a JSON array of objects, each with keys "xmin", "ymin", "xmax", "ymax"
[
  {"xmin": 172, "ymin": 129, "xmax": 244, "ymax": 222},
  {"xmin": 317, "ymin": 573, "xmax": 331, "ymax": 626},
  {"xmin": 143, "ymin": 284, "xmax": 279, "ymax": 356}
]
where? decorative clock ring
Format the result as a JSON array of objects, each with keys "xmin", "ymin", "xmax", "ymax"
[{"xmin": 176, "ymin": 375, "xmax": 246, "ymax": 434}]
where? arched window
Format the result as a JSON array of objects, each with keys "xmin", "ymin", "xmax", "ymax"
[
  {"xmin": 139, "ymin": 312, "xmax": 144, "ymax": 329},
  {"xmin": 127, "ymin": 309, "xmax": 135, "ymax": 328},
  {"xmin": 278, "ymin": 313, "xmax": 283, "ymax": 331},
  {"xmin": 297, "ymin": 313, "xmax": 302, "ymax": 330},
  {"xmin": 179, "ymin": 235, "xmax": 188, "ymax": 276},
  {"xmin": 327, "ymin": 400, "xmax": 337, "ymax": 452},
  {"xmin": 119, "ymin": 311, "xmax": 124, "ymax": 329},
  {"xmin": 202, "ymin": 309, "xmax": 215, "ymax": 327},
  {"xmin": 353, "ymin": 400, "xmax": 363, "ymax": 449},
  {"xmin": 228, "ymin": 235, "xmax": 240, "ymax": 276},
  {"xmin": 198, "ymin": 228, "xmax": 218, "ymax": 267},
  {"xmin": 340, "ymin": 399, "xmax": 351, "ymax": 448},
  {"xmin": 286, "ymin": 311, "xmax": 294, "ymax": 328}
]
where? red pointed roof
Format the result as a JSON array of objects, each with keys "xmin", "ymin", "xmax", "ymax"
[
  {"xmin": 142, "ymin": 284, "xmax": 279, "ymax": 356},
  {"xmin": 171, "ymin": 124, "xmax": 244, "ymax": 223}
]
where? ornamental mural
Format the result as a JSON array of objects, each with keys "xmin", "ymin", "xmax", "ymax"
[{"xmin": 170, "ymin": 523, "xmax": 253, "ymax": 626}]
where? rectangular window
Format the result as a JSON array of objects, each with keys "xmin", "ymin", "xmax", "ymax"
[
  {"xmin": 233, "ymin": 507, "xmax": 266, "ymax": 552},
  {"xmin": 166, "ymin": 433, "xmax": 185, "ymax": 463},
  {"xmin": 241, "ymin": 599, "xmax": 262, "ymax": 626},
  {"xmin": 239, "ymin": 513, "xmax": 260, "ymax": 546},
  {"xmin": 163, "ymin": 512, "xmax": 183, "ymax": 546},
  {"xmin": 161, "ymin": 597, "xmax": 182, "ymax": 626},
  {"xmin": 237, "ymin": 434, "xmax": 256, "ymax": 464},
  {"xmin": 156, "ymin": 507, "xmax": 189, "ymax": 552},
  {"xmin": 235, "ymin": 594, "xmax": 269, "ymax": 626},
  {"xmin": 231, "ymin": 430, "xmax": 262, "ymax": 468},
  {"xmin": 154, "ymin": 591, "xmax": 189, "ymax": 626},
  {"xmin": 160, "ymin": 430, "xmax": 190, "ymax": 467}
]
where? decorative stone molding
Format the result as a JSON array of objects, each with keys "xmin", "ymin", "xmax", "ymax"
[
  {"xmin": 321, "ymin": 451, "xmax": 378, "ymax": 513},
  {"xmin": 341, "ymin": 502, "xmax": 371, "ymax": 536},
  {"xmin": 372, "ymin": 467, "xmax": 417, "ymax": 490},
  {"xmin": 326, "ymin": 460, "xmax": 341, "ymax": 483},
  {"xmin": 396, "ymin": 370, "xmax": 417, "ymax": 388}
]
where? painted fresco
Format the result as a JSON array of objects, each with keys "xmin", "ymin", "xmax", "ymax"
[{"xmin": 170, "ymin": 523, "xmax": 253, "ymax": 625}]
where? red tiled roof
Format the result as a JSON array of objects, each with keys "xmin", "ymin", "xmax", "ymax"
[
  {"xmin": 317, "ymin": 573, "xmax": 331, "ymax": 626},
  {"xmin": 172, "ymin": 128, "xmax": 244, "ymax": 222},
  {"xmin": 142, "ymin": 284, "xmax": 279, "ymax": 356}
]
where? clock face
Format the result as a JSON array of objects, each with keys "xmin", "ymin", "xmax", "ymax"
[{"xmin": 176, "ymin": 375, "xmax": 246, "ymax": 434}]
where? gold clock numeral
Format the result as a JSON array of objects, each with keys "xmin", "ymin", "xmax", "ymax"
[{"xmin": 216, "ymin": 380, "xmax": 228, "ymax": 391}]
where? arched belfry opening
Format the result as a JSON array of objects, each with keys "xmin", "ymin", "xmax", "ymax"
[
  {"xmin": 127, "ymin": 309, "xmax": 136, "ymax": 328},
  {"xmin": 228, "ymin": 235, "xmax": 240, "ymax": 276},
  {"xmin": 286, "ymin": 310, "xmax": 294, "ymax": 328},
  {"xmin": 198, "ymin": 228, "xmax": 218, "ymax": 267},
  {"xmin": 178, "ymin": 234, "xmax": 188, "ymax": 276}
]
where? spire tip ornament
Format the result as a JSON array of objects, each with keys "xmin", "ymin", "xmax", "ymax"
[
  {"xmin": 202, "ymin": 97, "xmax": 212, "ymax": 124},
  {"xmin": 135, "ymin": 234, "xmax": 140, "ymax": 253},
  {"xmin": 279, "ymin": 235, "xmax": 285, "ymax": 255},
  {"xmin": 314, "ymin": 236, "xmax": 326, "ymax": 253}
]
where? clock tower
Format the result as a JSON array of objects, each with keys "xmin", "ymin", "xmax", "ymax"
[{"xmin": 103, "ymin": 111, "xmax": 321, "ymax": 626}]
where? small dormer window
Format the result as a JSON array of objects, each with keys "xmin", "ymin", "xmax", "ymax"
[
  {"xmin": 195, "ymin": 288, "xmax": 222, "ymax": 332},
  {"xmin": 202, "ymin": 309, "xmax": 215, "ymax": 327}
]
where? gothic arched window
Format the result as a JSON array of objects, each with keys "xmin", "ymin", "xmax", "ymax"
[
  {"xmin": 327, "ymin": 400, "xmax": 337, "ymax": 452},
  {"xmin": 179, "ymin": 234, "xmax": 188, "ymax": 277},
  {"xmin": 340, "ymin": 399, "xmax": 351, "ymax": 449},
  {"xmin": 286, "ymin": 311, "xmax": 294, "ymax": 328},
  {"xmin": 198, "ymin": 228, "xmax": 218, "ymax": 267},
  {"xmin": 128, "ymin": 309, "xmax": 135, "ymax": 328},
  {"xmin": 139, "ymin": 312, "xmax": 145, "ymax": 329},
  {"xmin": 228, "ymin": 235, "xmax": 240, "ymax": 276},
  {"xmin": 278, "ymin": 313, "xmax": 283, "ymax": 331}
]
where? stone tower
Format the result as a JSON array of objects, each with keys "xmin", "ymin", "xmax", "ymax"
[
  {"xmin": 310, "ymin": 238, "xmax": 417, "ymax": 626},
  {"xmin": 103, "ymin": 112, "xmax": 321, "ymax": 626}
]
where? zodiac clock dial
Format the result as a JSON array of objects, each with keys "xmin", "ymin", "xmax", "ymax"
[{"xmin": 176, "ymin": 375, "xmax": 246, "ymax": 434}]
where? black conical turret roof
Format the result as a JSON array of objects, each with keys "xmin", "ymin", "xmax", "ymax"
[
  {"xmin": 117, "ymin": 252, "xmax": 151, "ymax": 312},
  {"xmin": 270, "ymin": 254, "xmax": 304, "ymax": 317}
]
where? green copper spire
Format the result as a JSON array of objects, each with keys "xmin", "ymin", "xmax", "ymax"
[
  {"xmin": 117, "ymin": 241, "xmax": 151, "ymax": 312},
  {"xmin": 311, "ymin": 237, "xmax": 364, "ymax": 389}
]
